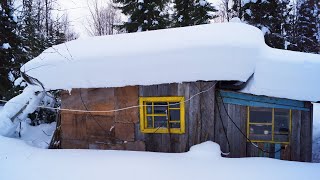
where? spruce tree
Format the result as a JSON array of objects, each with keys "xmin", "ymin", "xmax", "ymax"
[
  {"xmin": 193, "ymin": 0, "xmax": 218, "ymax": 25},
  {"xmin": 173, "ymin": 0, "xmax": 218, "ymax": 27},
  {"xmin": 173, "ymin": 0, "xmax": 194, "ymax": 27},
  {"xmin": 19, "ymin": 0, "xmax": 45, "ymax": 59},
  {"xmin": 0, "ymin": 1, "xmax": 26, "ymax": 100},
  {"xmin": 242, "ymin": 0, "xmax": 290, "ymax": 49},
  {"xmin": 292, "ymin": 0, "xmax": 319, "ymax": 53},
  {"xmin": 115, "ymin": 0, "xmax": 170, "ymax": 32}
]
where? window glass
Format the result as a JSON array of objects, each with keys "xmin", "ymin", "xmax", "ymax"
[
  {"xmin": 169, "ymin": 110, "xmax": 180, "ymax": 121},
  {"xmin": 249, "ymin": 107, "xmax": 272, "ymax": 123},
  {"xmin": 147, "ymin": 116, "xmax": 153, "ymax": 128},
  {"xmin": 274, "ymin": 109, "xmax": 290, "ymax": 142},
  {"xmin": 154, "ymin": 116, "xmax": 167, "ymax": 128},
  {"xmin": 249, "ymin": 124, "xmax": 272, "ymax": 141},
  {"xmin": 154, "ymin": 102, "xmax": 168, "ymax": 114},
  {"xmin": 146, "ymin": 102, "xmax": 152, "ymax": 114},
  {"xmin": 274, "ymin": 109, "xmax": 289, "ymax": 134}
]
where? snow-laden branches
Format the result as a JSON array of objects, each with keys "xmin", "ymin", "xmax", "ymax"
[{"xmin": 0, "ymin": 79, "xmax": 56, "ymax": 137}]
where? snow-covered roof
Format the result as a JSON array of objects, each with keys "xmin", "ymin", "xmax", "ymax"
[
  {"xmin": 22, "ymin": 22, "xmax": 320, "ymax": 102},
  {"xmin": 22, "ymin": 22, "xmax": 263, "ymax": 89},
  {"xmin": 242, "ymin": 48, "xmax": 320, "ymax": 102}
]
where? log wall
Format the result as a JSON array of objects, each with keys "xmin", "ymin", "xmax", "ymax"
[{"xmin": 59, "ymin": 82, "xmax": 312, "ymax": 162}]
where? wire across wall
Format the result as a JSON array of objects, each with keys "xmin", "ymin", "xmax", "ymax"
[{"xmin": 0, "ymin": 82, "xmax": 283, "ymax": 154}]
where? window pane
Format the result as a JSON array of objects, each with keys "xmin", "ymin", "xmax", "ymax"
[
  {"xmin": 249, "ymin": 124, "xmax": 272, "ymax": 141},
  {"xmin": 146, "ymin": 116, "xmax": 153, "ymax": 128},
  {"xmin": 169, "ymin": 102, "xmax": 180, "ymax": 108},
  {"xmin": 169, "ymin": 122, "xmax": 180, "ymax": 128},
  {"xmin": 154, "ymin": 116, "xmax": 167, "ymax": 128},
  {"xmin": 249, "ymin": 107, "xmax": 272, "ymax": 123},
  {"xmin": 274, "ymin": 109, "xmax": 290, "ymax": 142},
  {"xmin": 154, "ymin": 102, "xmax": 168, "ymax": 114},
  {"xmin": 169, "ymin": 110, "xmax": 180, "ymax": 121},
  {"xmin": 146, "ymin": 102, "xmax": 152, "ymax": 114}
]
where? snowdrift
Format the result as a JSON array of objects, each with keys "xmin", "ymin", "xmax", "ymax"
[{"xmin": 0, "ymin": 136, "xmax": 319, "ymax": 180}]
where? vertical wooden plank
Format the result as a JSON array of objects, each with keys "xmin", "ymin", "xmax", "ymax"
[
  {"xmin": 177, "ymin": 83, "xmax": 190, "ymax": 152},
  {"xmin": 290, "ymin": 110, "xmax": 301, "ymax": 161},
  {"xmin": 200, "ymin": 81, "xmax": 216, "ymax": 143},
  {"xmin": 188, "ymin": 82, "xmax": 201, "ymax": 147},
  {"xmin": 275, "ymin": 144, "xmax": 281, "ymax": 159},
  {"xmin": 227, "ymin": 104, "xmax": 242, "ymax": 158},
  {"xmin": 269, "ymin": 143, "xmax": 275, "ymax": 158},
  {"xmin": 300, "ymin": 110, "xmax": 312, "ymax": 162},
  {"xmin": 239, "ymin": 106, "xmax": 248, "ymax": 157},
  {"xmin": 246, "ymin": 142, "xmax": 260, "ymax": 157},
  {"xmin": 281, "ymin": 144, "xmax": 291, "ymax": 160},
  {"xmin": 114, "ymin": 86, "xmax": 139, "ymax": 123},
  {"xmin": 214, "ymin": 99, "xmax": 229, "ymax": 154},
  {"xmin": 258, "ymin": 143, "xmax": 265, "ymax": 157}
]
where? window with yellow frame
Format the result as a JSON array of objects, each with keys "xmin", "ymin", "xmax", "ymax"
[
  {"xmin": 247, "ymin": 107, "xmax": 292, "ymax": 144},
  {"xmin": 139, "ymin": 97, "xmax": 185, "ymax": 134}
]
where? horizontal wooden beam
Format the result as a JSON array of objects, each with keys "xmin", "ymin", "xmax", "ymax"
[{"xmin": 219, "ymin": 90, "xmax": 309, "ymax": 111}]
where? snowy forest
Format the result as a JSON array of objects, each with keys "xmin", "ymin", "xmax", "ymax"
[
  {"xmin": 0, "ymin": 1, "xmax": 320, "ymax": 179},
  {"xmin": 1, "ymin": 0, "xmax": 319, "ymax": 103}
]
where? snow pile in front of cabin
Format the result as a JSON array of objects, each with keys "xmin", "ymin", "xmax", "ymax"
[
  {"xmin": 313, "ymin": 103, "xmax": 320, "ymax": 162},
  {"xmin": 22, "ymin": 22, "xmax": 264, "ymax": 91},
  {"xmin": 18, "ymin": 122, "xmax": 56, "ymax": 148},
  {"xmin": 0, "ymin": 137, "xmax": 319, "ymax": 180}
]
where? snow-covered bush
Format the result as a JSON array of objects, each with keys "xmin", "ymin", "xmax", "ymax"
[{"xmin": 0, "ymin": 77, "xmax": 58, "ymax": 137}]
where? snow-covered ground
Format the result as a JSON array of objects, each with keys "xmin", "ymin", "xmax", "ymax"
[
  {"xmin": 0, "ymin": 137, "xmax": 319, "ymax": 180},
  {"xmin": 313, "ymin": 103, "xmax": 320, "ymax": 162},
  {"xmin": 18, "ymin": 122, "xmax": 56, "ymax": 148}
]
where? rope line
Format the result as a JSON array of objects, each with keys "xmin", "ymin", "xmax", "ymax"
[{"xmin": 0, "ymin": 83, "xmax": 216, "ymax": 113}]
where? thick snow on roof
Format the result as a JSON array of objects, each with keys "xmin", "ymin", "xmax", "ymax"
[
  {"xmin": 22, "ymin": 22, "xmax": 320, "ymax": 102},
  {"xmin": 241, "ymin": 47, "xmax": 320, "ymax": 102},
  {"xmin": 1, "ymin": 136, "xmax": 319, "ymax": 180},
  {"xmin": 22, "ymin": 22, "xmax": 264, "ymax": 90}
]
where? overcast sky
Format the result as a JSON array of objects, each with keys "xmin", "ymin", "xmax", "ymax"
[{"xmin": 57, "ymin": 0, "xmax": 221, "ymax": 38}]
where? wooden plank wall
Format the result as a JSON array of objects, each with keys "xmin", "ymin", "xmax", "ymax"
[
  {"xmin": 137, "ymin": 81, "xmax": 216, "ymax": 152},
  {"xmin": 59, "ymin": 82, "xmax": 312, "ymax": 162},
  {"xmin": 214, "ymin": 99, "xmax": 247, "ymax": 158},
  {"xmin": 215, "ymin": 98, "xmax": 312, "ymax": 162},
  {"xmin": 60, "ymin": 87, "xmax": 145, "ymax": 151}
]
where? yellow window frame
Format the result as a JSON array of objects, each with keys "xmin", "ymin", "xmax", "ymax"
[
  {"xmin": 247, "ymin": 107, "xmax": 292, "ymax": 144},
  {"xmin": 139, "ymin": 96, "xmax": 185, "ymax": 134}
]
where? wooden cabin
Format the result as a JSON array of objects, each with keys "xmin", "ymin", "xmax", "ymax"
[
  {"xmin": 59, "ymin": 82, "xmax": 313, "ymax": 162},
  {"xmin": 22, "ymin": 23, "xmax": 320, "ymax": 162}
]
